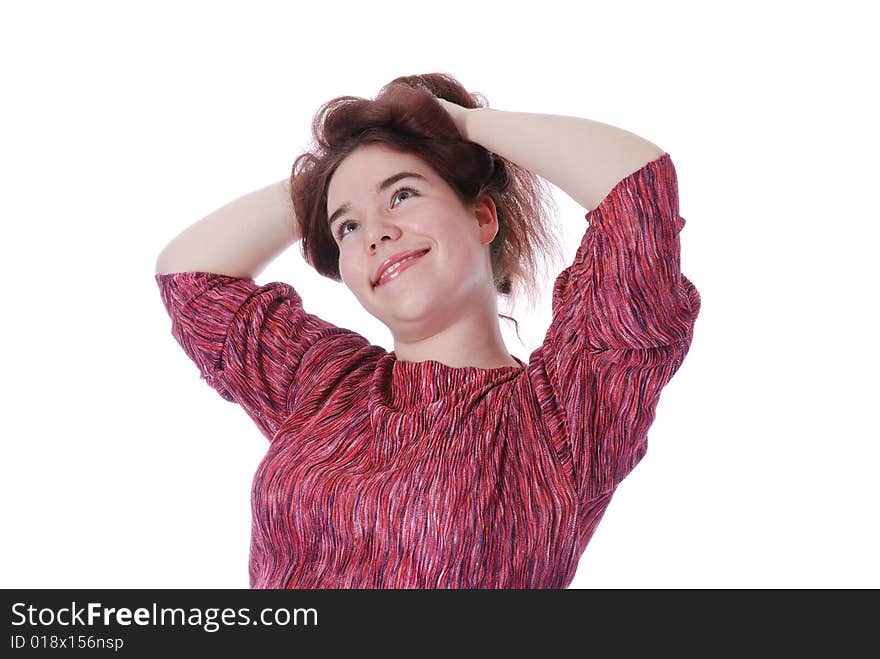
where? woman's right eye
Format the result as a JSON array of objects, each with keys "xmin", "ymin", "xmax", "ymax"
[
  {"xmin": 337, "ymin": 220, "xmax": 358, "ymax": 239},
  {"xmin": 337, "ymin": 186, "xmax": 416, "ymax": 240}
]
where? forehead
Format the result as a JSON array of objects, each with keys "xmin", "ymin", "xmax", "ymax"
[{"xmin": 327, "ymin": 145, "xmax": 431, "ymax": 201}]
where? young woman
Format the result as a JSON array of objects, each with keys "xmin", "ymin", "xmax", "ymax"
[{"xmin": 155, "ymin": 73, "xmax": 701, "ymax": 589}]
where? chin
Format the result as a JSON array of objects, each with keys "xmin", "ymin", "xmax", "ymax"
[{"xmin": 376, "ymin": 294, "xmax": 440, "ymax": 326}]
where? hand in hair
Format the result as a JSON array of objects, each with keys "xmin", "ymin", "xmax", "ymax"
[{"xmin": 435, "ymin": 97, "xmax": 472, "ymax": 140}]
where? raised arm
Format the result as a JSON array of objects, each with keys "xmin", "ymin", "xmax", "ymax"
[
  {"xmin": 155, "ymin": 177, "xmax": 299, "ymax": 279},
  {"xmin": 438, "ymin": 100, "xmax": 665, "ymax": 212}
]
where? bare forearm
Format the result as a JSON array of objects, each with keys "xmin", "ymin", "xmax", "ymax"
[
  {"xmin": 155, "ymin": 178, "xmax": 298, "ymax": 279},
  {"xmin": 462, "ymin": 108, "xmax": 665, "ymax": 211}
]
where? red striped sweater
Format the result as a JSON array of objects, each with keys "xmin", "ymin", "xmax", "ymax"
[{"xmin": 155, "ymin": 152, "xmax": 700, "ymax": 589}]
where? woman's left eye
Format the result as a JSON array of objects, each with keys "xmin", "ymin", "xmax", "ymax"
[
  {"xmin": 337, "ymin": 187, "xmax": 418, "ymax": 240},
  {"xmin": 392, "ymin": 187, "xmax": 417, "ymax": 205}
]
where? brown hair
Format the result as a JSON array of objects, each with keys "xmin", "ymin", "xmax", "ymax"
[{"xmin": 289, "ymin": 72, "xmax": 563, "ymax": 339}]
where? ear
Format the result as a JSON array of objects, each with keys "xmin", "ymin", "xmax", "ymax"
[{"xmin": 473, "ymin": 194, "xmax": 499, "ymax": 245}]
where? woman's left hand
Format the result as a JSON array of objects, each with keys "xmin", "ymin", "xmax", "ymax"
[{"xmin": 435, "ymin": 98, "xmax": 471, "ymax": 140}]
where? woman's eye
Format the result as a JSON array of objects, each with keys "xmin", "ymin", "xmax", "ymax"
[
  {"xmin": 338, "ymin": 221, "xmax": 358, "ymax": 238},
  {"xmin": 337, "ymin": 187, "xmax": 418, "ymax": 240},
  {"xmin": 392, "ymin": 187, "xmax": 417, "ymax": 204}
]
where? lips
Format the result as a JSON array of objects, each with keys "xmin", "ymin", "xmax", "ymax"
[{"xmin": 373, "ymin": 248, "xmax": 431, "ymax": 287}]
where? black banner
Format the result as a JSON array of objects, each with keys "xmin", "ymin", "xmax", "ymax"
[{"xmin": 1, "ymin": 589, "xmax": 873, "ymax": 654}]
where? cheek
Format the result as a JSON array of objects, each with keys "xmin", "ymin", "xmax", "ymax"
[
  {"xmin": 439, "ymin": 243, "xmax": 487, "ymax": 293},
  {"xmin": 337, "ymin": 251, "xmax": 354, "ymax": 285},
  {"xmin": 338, "ymin": 251, "xmax": 370, "ymax": 289}
]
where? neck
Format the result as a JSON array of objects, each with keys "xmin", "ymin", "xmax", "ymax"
[{"xmin": 391, "ymin": 294, "xmax": 519, "ymax": 369}]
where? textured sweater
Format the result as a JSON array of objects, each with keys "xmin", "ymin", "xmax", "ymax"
[{"xmin": 155, "ymin": 152, "xmax": 701, "ymax": 589}]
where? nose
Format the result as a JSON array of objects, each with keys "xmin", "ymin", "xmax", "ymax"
[{"xmin": 365, "ymin": 215, "xmax": 402, "ymax": 251}]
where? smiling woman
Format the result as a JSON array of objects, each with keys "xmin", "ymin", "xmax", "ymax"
[
  {"xmin": 292, "ymin": 74, "xmax": 564, "ymax": 331},
  {"xmin": 321, "ymin": 141, "xmax": 529, "ymax": 366},
  {"xmin": 153, "ymin": 71, "xmax": 701, "ymax": 589}
]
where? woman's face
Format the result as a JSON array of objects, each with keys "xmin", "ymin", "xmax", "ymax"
[{"xmin": 326, "ymin": 144, "xmax": 499, "ymax": 341}]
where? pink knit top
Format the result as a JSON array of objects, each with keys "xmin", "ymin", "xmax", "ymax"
[{"xmin": 155, "ymin": 152, "xmax": 701, "ymax": 589}]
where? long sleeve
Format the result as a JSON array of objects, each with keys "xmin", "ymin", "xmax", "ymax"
[
  {"xmin": 537, "ymin": 152, "xmax": 701, "ymax": 501},
  {"xmin": 155, "ymin": 271, "xmax": 367, "ymax": 441}
]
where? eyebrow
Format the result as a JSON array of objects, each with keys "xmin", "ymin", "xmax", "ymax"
[{"xmin": 328, "ymin": 172, "xmax": 428, "ymax": 229}]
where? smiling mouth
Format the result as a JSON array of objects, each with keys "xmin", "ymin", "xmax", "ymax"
[{"xmin": 373, "ymin": 249, "xmax": 430, "ymax": 288}]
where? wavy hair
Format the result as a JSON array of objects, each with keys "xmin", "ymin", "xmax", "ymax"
[{"xmin": 289, "ymin": 73, "xmax": 563, "ymax": 339}]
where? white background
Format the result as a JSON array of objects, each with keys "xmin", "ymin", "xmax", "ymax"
[{"xmin": 2, "ymin": 0, "xmax": 877, "ymax": 589}]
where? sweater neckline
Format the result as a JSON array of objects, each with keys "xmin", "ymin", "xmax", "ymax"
[{"xmin": 371, "ymin": 351, "xmax": 527, "ymax": 410}]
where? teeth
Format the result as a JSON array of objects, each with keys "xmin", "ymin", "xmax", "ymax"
[
  {"xmin": 379, "ymin": 252, "xmax": 423, "ymax": 283},
  {"xmin": 386, "ymin": 256, "xmax": 415, "ymax": 273}
]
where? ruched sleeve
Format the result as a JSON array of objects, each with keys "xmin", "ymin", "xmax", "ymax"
[
  {"xmin": 536, "ymin": 152, "xmax": 701, "ymax": 501},
  {"xmin": 155, "ymin": 271, "xmax": 369, "ymax": 441}
]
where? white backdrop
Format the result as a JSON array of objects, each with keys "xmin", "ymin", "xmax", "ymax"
[{"xmin": 2, "ymin": 0, "xmax": 877, "ymax": 589}]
